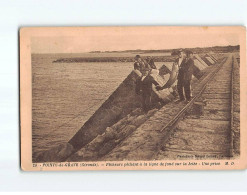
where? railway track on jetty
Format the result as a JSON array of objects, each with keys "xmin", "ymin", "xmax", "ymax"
[
  {"xmin": 155, "ymin": 53, "xmax": 240, "ymax": 160},
  {"xmin": 101, "ymin": 53, "xmax": 240, "ymax": 161}
]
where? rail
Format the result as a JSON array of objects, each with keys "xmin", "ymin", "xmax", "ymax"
[
  {"xmin": 152, "ymin": 56, "xmax": 231, "ymax": 159},
  {"xmin": 160, "ymin": 57, "xmax": 227, "ymax": 133}
]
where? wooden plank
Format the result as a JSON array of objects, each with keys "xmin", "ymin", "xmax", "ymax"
[
  {"xmin": 176, "ymin": 122, "xmax": 228, "ymax": 134},
  {"xmin": 199, "ymin": 110, "xmax": 230, "ymax": 121},
  {"xmin": 180, "ymin": 118, "xmax": 230, "ymax": 130},
  {"xmin": 204, "ymin": 103, "xmax": 230, "ymax": 111},
  {"xmin": 202, "ymin": 93, "xmax": 230, "ymax": 99},
  {"xmin": 164, "ymin": 148, "xmax": 229, "ymax": 155}
]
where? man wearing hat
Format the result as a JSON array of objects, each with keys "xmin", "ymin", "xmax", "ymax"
[
  {"xmin": 134, "ymin": 55, "xmax": 151, "ymax": 74},
  {"xmin": 176, "ymin": 49, "xmax": 185, "ymax": 68},
  {"xmin": 176, "ymin": 50, "xmax": 194, "ymax": 102}
]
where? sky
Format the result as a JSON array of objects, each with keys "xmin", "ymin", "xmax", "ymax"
[{"xmin": 31, "ymin": 27, "xmax": 240, "ymax": 53}]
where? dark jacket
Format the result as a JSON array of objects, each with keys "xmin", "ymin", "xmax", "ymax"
[
  {"xmin": 178, "ymin": 58, "xmax": 194, "ymax": 81},
  {"xmin": 136, "ymin": 74, "xmax": 159, "ymax": 95}
]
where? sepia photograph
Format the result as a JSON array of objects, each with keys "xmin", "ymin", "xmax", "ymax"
[
  {"xmin": 20, "ymin": 26, "xmax": 246, "ymax": 170},
  {"xmin": 2, "ymin": 0, "xmax": 247, "ymax": 192}
]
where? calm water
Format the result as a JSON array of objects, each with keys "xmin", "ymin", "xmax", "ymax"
[{"xmin": 32, "ymin": 53, "xmax": 170, "ymax": 155}]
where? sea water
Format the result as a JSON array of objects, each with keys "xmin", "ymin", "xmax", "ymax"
[{"xmin": 32, "ymin": 53, "xmax": 172, "ymax": 155}]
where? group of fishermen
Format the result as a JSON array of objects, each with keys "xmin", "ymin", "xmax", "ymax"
[{"xmin": 134, "ymin": 50, "xmax": 195, "ymax": 112}]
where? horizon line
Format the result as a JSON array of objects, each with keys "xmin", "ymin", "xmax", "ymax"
[{"xmin": 31, "ymin": 44, "xmax": 240, "ymax": 54}]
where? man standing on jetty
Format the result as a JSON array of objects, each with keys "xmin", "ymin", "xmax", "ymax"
[
  {"xmin": 176, "ymin": 50, "xmax": 194, "ymax": 102},
  {"xmin": 177, "ymin": 49, "xmax": 185, "ymax": 68},
  {"xmin": 136, "ymin": 68, "xmax": 161, "ymax": 112}
]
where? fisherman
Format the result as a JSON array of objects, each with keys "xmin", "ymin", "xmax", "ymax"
[
  {"xmin": 156, "ymin": 50, "xmax": 184, "ymax": 91},
  {"xmin": 146, "ymin": 56, "xmax": 157, "ymax": 69},
  {"xmin": 176, "ymin": 50, "xmax": 194, "ymax": 102},
  {"xmin": 133, "ymin": 55, "xmax": 151, "ymax": 74},
  {"xmin": 136, "ymin": 68, "xmax": 161, "ymax": 112},
  {"xmin": 177, "ymin": 49, "xmax": 185, "ymax": 67}
]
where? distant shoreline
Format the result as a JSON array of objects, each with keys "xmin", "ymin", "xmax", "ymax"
[
  {"xmin": 53, "ymin": 56, "xmax": 176, "ymax": 63},
  {"xmin": 31, "ymin": 45, "xmax": 240, "ymax": 63},
  {"xmin": 89, "ymin": 45, "xmax": 239, "ymax": 54}
]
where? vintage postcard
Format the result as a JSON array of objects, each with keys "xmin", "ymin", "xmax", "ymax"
[{"xmin": 20, "ymin": 26, "xmax": 247, "ymax": 171}]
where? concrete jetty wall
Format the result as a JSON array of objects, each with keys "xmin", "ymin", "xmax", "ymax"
[
  {"xmin": 34, "ymin": 55, "xmax": 215, "ymax": 162},
  {"xmin": 202, "ymin": 56, "xmax": 214, "ymax": 66},
  {"xmin": 194, "ymin": 54, "xmax": 209, "ymax": 68},
  {"xmin": 207, "ymin": 54, "xmax": 218, "ymax": 62},
  {"xmin": 34, "ymin": 65, "xmax": 177, "ymax": 162},
  {"xmin": 68, "ymin": 70, "xmax": 143, "ymax": 150},
  {"xmin": 68, "ymin": 64, "xmax": 182, "ymax": 150}
]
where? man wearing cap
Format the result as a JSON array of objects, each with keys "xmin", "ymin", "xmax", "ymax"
[
  {"xmin": 176, "ymin": 50, "xmax": 194, "ymax": 102},
  {"xmin": 134, "ymin": 55, "xmax": 151, "ymax": 74}
]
